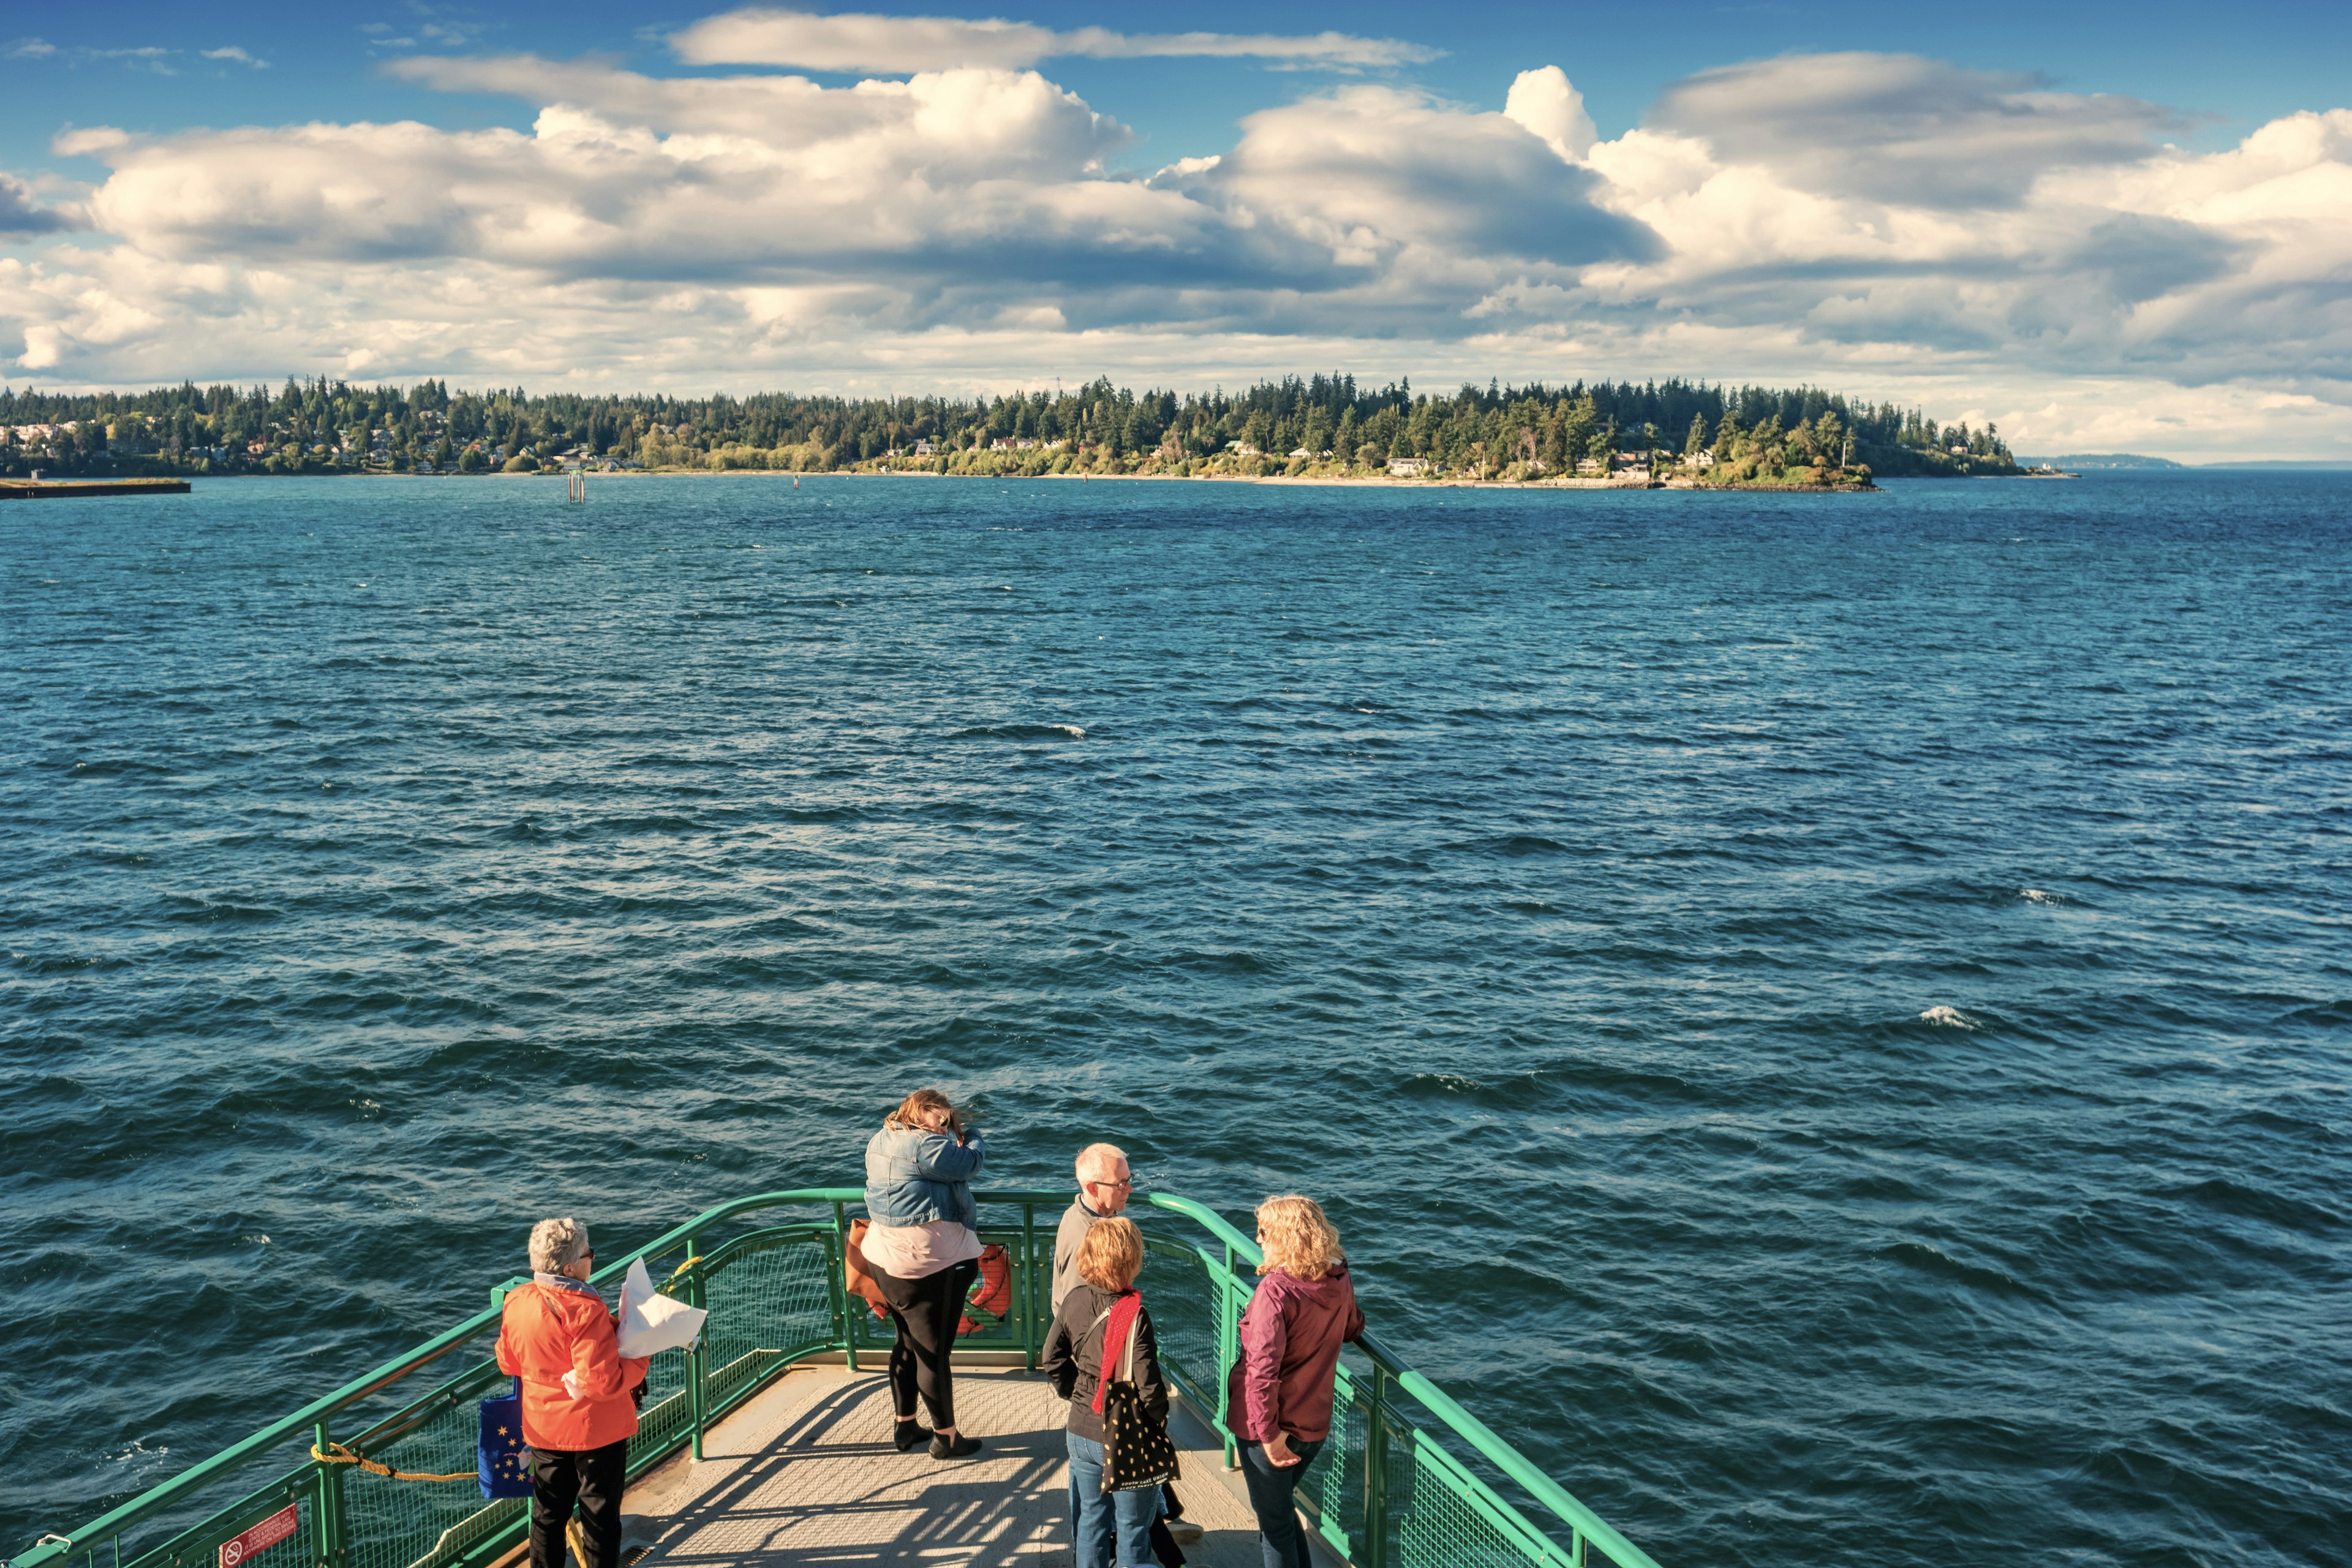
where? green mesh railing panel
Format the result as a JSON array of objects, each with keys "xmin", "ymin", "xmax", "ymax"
[
  {"xmin": 340, "ymin": 1360, "xmax": 517, "ymax": 1568},
  {"xmin": 1303, "ymin": 1371, "xmax": 1368, "ymax": 1554},
  {"xmin": 625, "ymin": 1349, "xmax": 695, "ymax": 1468},
  {"xmin": 1137, "ymin": 1237, "xmax": 1225, "ymax": 1409},
  {"xmin": 1393, "ymin": 1431, "xmax": 1575, "ymax": 1568},
  {"xmin": 698, "ymin": 1229, "xmax": 835, "ymax": 1409},
  {"xmin": 117, "ymin": 1466, "xmax": 315, "ymax": 1568}
]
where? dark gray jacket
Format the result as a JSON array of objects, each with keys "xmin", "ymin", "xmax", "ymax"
[{"xmin": 1041, "ymin": 1281, "xmax": 1169, "ymax": 1446}]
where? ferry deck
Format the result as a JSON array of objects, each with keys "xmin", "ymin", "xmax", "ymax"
[{"xmin": 8, "ymin": 1189, "xmax": 1661, "ymax": 1568}]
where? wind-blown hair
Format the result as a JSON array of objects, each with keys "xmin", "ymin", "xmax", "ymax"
[
  {"xmin": 529, "ymin": 1216, "xmax": 589, "ymax": 1273},
  {"xmin": 1254, "ymin": 1195, "xmax": 1343, "ymax": 1282},
  {"xmin": 891, "ymin": 1087, "xmax": 964, "ymax": 1136}
]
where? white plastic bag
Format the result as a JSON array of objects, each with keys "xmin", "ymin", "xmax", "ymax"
[{"xmin": 615, "ymin": 1256, "xmax": 707, "ymax": 1359}]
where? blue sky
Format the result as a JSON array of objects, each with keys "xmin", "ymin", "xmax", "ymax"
[{"xmin": 5, "ymin": 1, "xmax": 2351, "ymax": 455}]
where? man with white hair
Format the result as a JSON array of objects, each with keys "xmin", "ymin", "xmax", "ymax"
[{"xmin": 1050, "ymin": 1143, "xmax": 1131, "ymax": 1314}]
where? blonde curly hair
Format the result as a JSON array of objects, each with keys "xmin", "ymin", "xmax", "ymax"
[{"xmin": 1254, "ymin": 1195, "xmax": 1343, "ymax": 1282}]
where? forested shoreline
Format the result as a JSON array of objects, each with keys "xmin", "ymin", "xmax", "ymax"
[{"xmin": 1, "ymin": 373, "xmax": 2021, "ymax": 484}]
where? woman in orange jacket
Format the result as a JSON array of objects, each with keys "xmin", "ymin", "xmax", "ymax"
[{"xmin": 497, "ymin": 1218, "xmax": 649, "ymax": 1568}]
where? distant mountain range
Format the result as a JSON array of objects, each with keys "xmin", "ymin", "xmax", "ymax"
[
  {"xmin": 2022, "ymin": 453, "xmax": 2352, "ymax": 470},
  {"xmin": 2022, "ymin": 453, "xmax": 2184, "ymax": 468},
  {"xmin": 2195, "ymin": 459, "xmax": 2352, "ymax": 470}
]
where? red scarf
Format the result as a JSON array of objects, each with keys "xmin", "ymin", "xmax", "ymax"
[{"xmin": 1090, "ymin": 1291, "xmax": 1143, "ymax": 1415}]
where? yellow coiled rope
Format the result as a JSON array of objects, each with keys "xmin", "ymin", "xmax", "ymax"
[
  {"xmin": 304, "ymin": 1254, "xmax": 701, "ymax": 1485},
  {"xmin": 308, "ymin": 1441, "xmax": 473, "ymax": 1483}
]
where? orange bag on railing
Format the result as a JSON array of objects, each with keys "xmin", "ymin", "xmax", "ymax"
[
  {"xmin": 957, "ymin": 1245, "xmax": 1011, "ymax": 1337},
  {"xmin": 843, "ymin": 1219, "xmax": 889, "ymax": 1321}
]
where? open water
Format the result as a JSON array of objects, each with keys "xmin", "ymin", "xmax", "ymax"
[{"xmin": 2, "ymin": 473, "xmax": 2347, "ymax": 1568}]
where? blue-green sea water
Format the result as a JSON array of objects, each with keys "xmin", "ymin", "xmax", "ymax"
[{"xmin": 2, "ymin": 473, "xmax": 2346, "ymax": 1567}]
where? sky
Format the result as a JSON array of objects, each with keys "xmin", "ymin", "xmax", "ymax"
[{"xmin": 3, "ymin": 1, "xmax": 2350, "ymax": 458}]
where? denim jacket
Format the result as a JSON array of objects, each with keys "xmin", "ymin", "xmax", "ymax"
[{"xmin": 864, "ymin": 1118, "xmax": 986, "ymax": 1228}]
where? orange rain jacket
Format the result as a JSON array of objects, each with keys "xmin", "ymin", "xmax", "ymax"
[{"xmin": 496, "ymin": 1280, "xmax": 650, "ymax": 1452}]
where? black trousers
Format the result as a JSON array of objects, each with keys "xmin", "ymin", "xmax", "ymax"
[
  {"xmin": 875, "ymin": 1257, "xmax": 978, "ymax": 1429},
  {"xmin": 528, "ymin": 1439, "xmax": 627, "ymax": 1568}
]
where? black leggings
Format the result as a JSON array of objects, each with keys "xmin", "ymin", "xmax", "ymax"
[{"xmin": 875, "ymin": 1257, "xmax": 979, "ymax": 1429}]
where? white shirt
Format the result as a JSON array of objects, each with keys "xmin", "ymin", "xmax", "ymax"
[{"xmin": 864, "ymin": 1218, "xmax": 982, "ymax": 1280}]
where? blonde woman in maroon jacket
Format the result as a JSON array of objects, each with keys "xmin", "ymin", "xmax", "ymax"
[{"xmin": 1224, "ymin": 1196, "xmax": 1365, "ymax": 1568}]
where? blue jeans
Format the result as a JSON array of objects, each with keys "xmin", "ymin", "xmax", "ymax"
[
  {"xmin": 1238, "ymin": 1436, "xmax": 1325, "ymax": 1568},
  {"xmin": 1065, "ymin": 1430, "xmax": 1159, "ymax": 1568}
]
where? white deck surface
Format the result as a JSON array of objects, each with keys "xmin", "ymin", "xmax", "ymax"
[{"xmin": 616, "ymin": 1360, "xmax": 1339, "ymax": 1568}]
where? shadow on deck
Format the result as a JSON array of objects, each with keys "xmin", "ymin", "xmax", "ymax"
[{"xmin": 615, "ymin": 1362, "xmax": 1320, "ymax": 1568}]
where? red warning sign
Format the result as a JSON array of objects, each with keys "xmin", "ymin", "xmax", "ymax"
[{"xmin": 217, "ymin": 1503, "xmax": 298, "ymax": 1568}]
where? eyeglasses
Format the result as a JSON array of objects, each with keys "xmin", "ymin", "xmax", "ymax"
[{"xmin": 1087, "ymin": 1177, "xmax": 1134, "ymax": 1189}]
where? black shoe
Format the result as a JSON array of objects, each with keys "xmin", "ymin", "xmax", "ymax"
[
  {"xmin": 893, "ymin": 1419, "xmax": 932, "ymax": 1452},
  {"xmin": 929, "ymin": 1433, "xmax": 982, "ymax": 1460}
]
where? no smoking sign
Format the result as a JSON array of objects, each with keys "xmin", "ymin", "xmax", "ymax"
[{"xmin": 217, "ymin": 1504, "xmax": 298, "ymax": 1568}]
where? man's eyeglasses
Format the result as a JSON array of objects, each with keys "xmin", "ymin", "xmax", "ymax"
[{"xmin": 1087, "ymin": 1176, "xmax": 1136, "ymax": 1189}]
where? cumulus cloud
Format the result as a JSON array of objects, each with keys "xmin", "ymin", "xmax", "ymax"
[
  {"xmin": 669, "ymin": 7, "xmax": 1434, "ymax": 74},
  {"xmin": 1578, "ymin": 88, "xmax": 2352, "ymax": 395},
  {"xmin": 89, "ymin": 64, "xmax": 1176, "ymax": 288},
  {"xmin": 4, "ymin": 39, "xmax": 2351, "ymax": 456},
  {"xmin": 1651, "ymin": 53, "xmax": 2177, "ymax": 208},
  {"xmin": 105, "ymin": 56, "xmax": 1638, "ymax": 314},
  {"xmin": 1504, "ymin": 66, "xmax": 1596, "ymax": 162},
  {"xmin": 1173, "ymin": 85, "xmax": 1648, "ymax": 282}
]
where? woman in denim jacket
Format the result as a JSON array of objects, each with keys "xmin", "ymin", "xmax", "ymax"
[{"xmin": 863, "ymin": 1088, "xmax": 987, "ymax": 1458}]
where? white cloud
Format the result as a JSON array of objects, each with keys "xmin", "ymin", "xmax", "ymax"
[
  {"xmin": 669, "ymin": 7, "xmax": 1434, "ymax": 74},
  {"xmin": 4, "ymin": 40, "xmax": 2351, "ymax": 457},
  {"xmin": 53, "ymin": 126, "xmax": 133, "ymax": 157},
  {"xmin": 1504, "ymin": 66, "xmax": 1596, "ymax": 162},
  {"xmin": 1649, "ymin": 53, "xmax": 2176, "ymax": 209},
  {"xmin": 6, "ymin": 36, "xmax": 56, "ymax": 59},
  {"xmin": 200, "ymin": 46, "xmax": 271, "ymax": 68},
  {"xmin": 89, "ymin": 65, "xmax": 1156, "ymax": 284}
]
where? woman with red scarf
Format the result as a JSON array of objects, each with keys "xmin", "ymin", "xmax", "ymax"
[{"xmin": 1042, "ymin": 1216, "xmax": 1167, "ymax": 1568}]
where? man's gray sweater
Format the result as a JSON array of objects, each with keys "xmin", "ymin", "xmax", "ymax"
[{"xmin": 1050, "ymin": 1197, "xmax": 1102, "ymax": 1314}]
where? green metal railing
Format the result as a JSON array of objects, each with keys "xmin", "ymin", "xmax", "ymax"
[{"xmin": 7, "ymin": 1189, "xmax": 1660, "ymax": 1568}]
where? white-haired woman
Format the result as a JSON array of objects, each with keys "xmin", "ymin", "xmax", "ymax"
[
  {"xmin": 1225, "ymin": 1196, "xmax": 1365, "ymax": 1568},
  {"xmin": 496, "ymin": 1218, "xmax": 648, "ymax": 1568}
]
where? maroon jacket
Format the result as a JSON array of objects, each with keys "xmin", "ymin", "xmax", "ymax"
[{"xmin": 1226, "ymin": 1263, "xmax": 1365, "ymax": 1444}]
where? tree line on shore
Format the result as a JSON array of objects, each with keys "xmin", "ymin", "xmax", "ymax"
[{"xmin": 0, "ymin": 373, "xmax": 2020, "ymax": 483}]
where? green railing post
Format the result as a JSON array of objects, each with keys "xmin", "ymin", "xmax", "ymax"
[
  {"xmin": 1363, "ymin": 1364, "xmax": 1391, "ymax": 1568},
  {"xmin": 310, "ymin": 1421, "xmax": 345, "ymax": 1568},
  {"xmin": 685, "ymin": 1235, "xmax": 708, "ymax": 1461},
  {"xmin": 823, "ymin": 1205, "xmax": 853, "ymax": 1371},
  {"xmin": 1216, "ymin": 1242, "xmax": 1240, "ymax": 1468},
  {"xmin": 834, "ymin": 1201, "xmax": 861, "ymax": 1373},
  {"xmin": 1020, "ymin": 1202, "xmax": 1039, "ymax": 1371}
]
